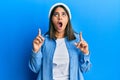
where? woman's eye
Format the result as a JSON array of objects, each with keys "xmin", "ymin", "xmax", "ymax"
[
  {"xmin": 62, "ymin": 12, "xmax": 67, "ymax": 16},
  {"xmin": 53, "ymin": 13, "xmax": 59, "ymax": 17}
]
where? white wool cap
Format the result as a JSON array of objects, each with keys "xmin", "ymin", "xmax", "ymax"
[{"xmin": 48, "ymin": 3, "xmax": 71, "ymax": 19}]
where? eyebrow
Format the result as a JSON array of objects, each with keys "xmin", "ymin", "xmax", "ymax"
[{"xmin": 54, "ymin": 11, "xmax": 66, "ymax": 14}]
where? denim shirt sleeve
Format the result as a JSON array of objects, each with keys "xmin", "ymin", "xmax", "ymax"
[
  {"xmin": 29, "ymin": 34, "xmax": 46, "ymax": 73},
  {"xmin": 74, "ymin": 32, "xmax": 91, "ymax": 73},
  {"xmin": 29, "ymin": 49, "xmax": 43, "ymax": 73},
  {"xmin": 79, "ymin": 52, "xmax": 91, "ymax": 73}
]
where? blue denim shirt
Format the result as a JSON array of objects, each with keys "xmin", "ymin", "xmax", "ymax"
[{"xmin": 29, "ymin": 33, "xmax": 91, "ymax": 80}]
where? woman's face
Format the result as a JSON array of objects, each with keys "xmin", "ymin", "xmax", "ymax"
[{"xmin": 52, "ymin": 7, "xmax": 69, "ymax": 34}]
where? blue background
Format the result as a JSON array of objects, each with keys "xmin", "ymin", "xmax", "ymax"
[{"xmin": 0, "ymin": 0, "xmax": 120, "ymax": 80}]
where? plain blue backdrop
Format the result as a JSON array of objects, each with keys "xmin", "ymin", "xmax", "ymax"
[{"xmin": 0, "ymin": 0, "xmax": 120, "ymax": 80}]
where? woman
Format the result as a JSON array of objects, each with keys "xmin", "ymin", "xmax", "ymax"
[{"xmin": 29, "ymin": 3, "xmax": 91, "ymax": 80}]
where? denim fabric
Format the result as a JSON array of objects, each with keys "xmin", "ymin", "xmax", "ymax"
[{"xmin": 29, "ymin": 33, "xmax": 91, "ymax": 80}]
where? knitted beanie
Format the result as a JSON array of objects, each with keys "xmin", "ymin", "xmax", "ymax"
[{"xmin": 48, "ymin": 3, "xmax": 71, "ymax": 19}]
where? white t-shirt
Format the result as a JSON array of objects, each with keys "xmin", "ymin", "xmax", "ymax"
[{"xmin": 53, "ymin": 38, "xmax": 70, "ymax": 80}]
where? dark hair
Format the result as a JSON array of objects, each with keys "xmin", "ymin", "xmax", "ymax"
[{"xmin": 48, "ymin": 5, "xmax": 76, "ymax": 41}]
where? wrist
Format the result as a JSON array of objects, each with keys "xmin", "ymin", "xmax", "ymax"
[
  {"xmin": 32, "ymin": 49, "xmax": 39, "ymax": 53},
  {"xmin": 83, "ymin": 50, "xmax": 89, "ymax": 55}
]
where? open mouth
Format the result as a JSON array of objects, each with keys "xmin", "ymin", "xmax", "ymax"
[{"xmin": 58, "ymin": 22, "xmax": 63, "ymax": 27}]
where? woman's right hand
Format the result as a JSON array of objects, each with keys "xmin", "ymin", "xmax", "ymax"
[{"xmin": 33, "ymin": 29, "xmax": 44, "ymax": 53}]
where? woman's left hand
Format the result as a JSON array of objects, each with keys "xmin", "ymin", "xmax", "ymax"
[{"xmin": 75, "ymin": 32, "xmax": 89, "ymax": 55}]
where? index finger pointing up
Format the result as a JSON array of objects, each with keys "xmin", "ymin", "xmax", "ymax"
[
  {"xmin": 38, "ymin": 28, "xmax": 41, "ymax": 35},
  {"xmin": 80, "ymin": 32, "xmax": 83, "ymax": 41}
]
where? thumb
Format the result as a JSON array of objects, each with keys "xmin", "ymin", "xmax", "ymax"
[
  {"xmin": 74, "ymin": 42, "xmax": 77, "ymax": 46},
  {"xmin": 74, "ymin": 42, "xmax": 80, "ymax": 48}
]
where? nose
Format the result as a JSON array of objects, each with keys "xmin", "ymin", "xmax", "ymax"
[{"xmin": 58, "ymin": 14, "xmax": 62, "ymax": 20}]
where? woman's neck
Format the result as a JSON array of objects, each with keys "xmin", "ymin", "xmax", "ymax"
[{"xmin": 55, "ymin": 32, "xmax": 65, "ymax": 39}]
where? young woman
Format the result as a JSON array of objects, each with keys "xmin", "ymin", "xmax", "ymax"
[{"xmin": 29, "ymin": 3, "xmax": 91, "ymax": 80}]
